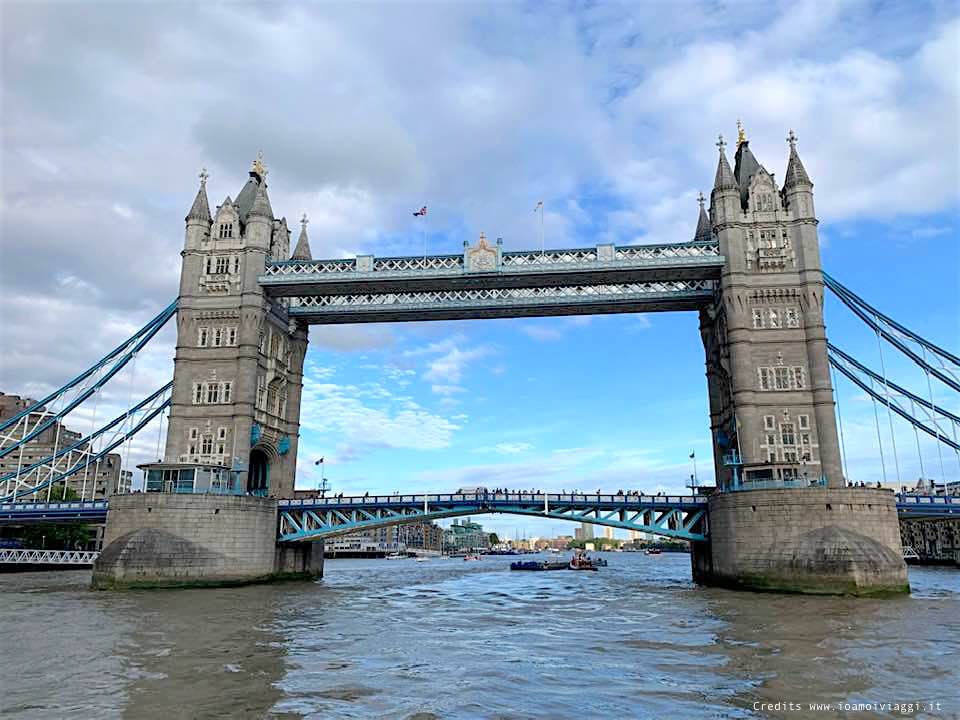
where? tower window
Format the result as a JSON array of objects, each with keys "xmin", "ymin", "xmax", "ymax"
[
  {"xmin": 793, "ymin": 367, "xmax": 806, "ymax": 389},
  {"xmin": 189, "ymin": 427, "xmax": 199, "ymax": 440},
  {"xmin": 222, "ymin": 381, "xmax": 232, "ymax": 404},
  {"xmin": 201, "ymin": 435, "xmax": 213, "ymax": 455},
  {"xmin": 205, "ymin": 257, "xmax": 213, "ymax": 275},
  {"xmin": 227, "ymin": 327, "xmax": 237, "ymax": 346},
  {"xmin": 213, "ymin": 328, "xmax": 223, "ymax": 347},
  {"xmin": 752, "ymin": 309, "xmax": 764, "ymax": 329},
  {"xmin": 785, "ymin": 308, "xmax": 800, "ymax": 328},
  {"xmin": 206, "ymin": 383, "xmax": 220, "ymax": 404},
  {"xmin": 799, "ymin": 415, "xmax": 809, "ymax": 430},
  {"xmin": 781, "ymin": 423, "xmax": 796, "ymax": 446},
  {"xmin": 774, "ymin": 367, "xmax": 790, "ymax": 390},
  {"xmin": 193, "ymin": 383, "xmax": 203, "ymax": 404},
  {"xmin": 232, "ymin": 256, "xmax": 240, "ymax": 274},
  {"xmin": 764, "ymin": 415, "xmax": 776, "ymax": 430},
  {"xmin": 219, "ymin": 223, "xmax": 233, "ymax": 239},
  {"xmin": 759, "ymin": 368, "xmax": 771, "ymax": 391},
  {"xmin": 218, "ymin": 427, "xmax": 227, "ymax": 440},
  {"xmin": 215, "ymin": 256, "xmax": 229, "ymax": 274},
  {"xmin": 768, "ymin": 309, "xmax": 782, "ymax": 328},
  {"xmin": 198, "ymin": 327, "xmax": 208, "ymax": 347}
]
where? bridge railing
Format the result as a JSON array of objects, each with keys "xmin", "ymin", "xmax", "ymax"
[
  {"xmin": 262, "ymin": 242, "xmax": 722, "ymax": 281},
  {"xmin": 278, "ymin": 492, "xmax": 707, "ymax": 507}
]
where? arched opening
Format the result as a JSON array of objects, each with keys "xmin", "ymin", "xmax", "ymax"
[{"xmin": 248, "ymin": 448, "xmax": 270, "ymax": 496}]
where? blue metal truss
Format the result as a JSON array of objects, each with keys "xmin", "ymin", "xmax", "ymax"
[
  {"xmin": 278, "ymin": 492, "xmax": 710, "ymax": 543},
  {"xmin": 0, "ymin": 494, "xmax": 952, "ymax": 531},
  {"xmin": 0, "ymin": 300, "xmax": 177, "ymax": 460},
  {"xmin": 0, "ymin": 391, "xmax": 171, "ymax": 502}
]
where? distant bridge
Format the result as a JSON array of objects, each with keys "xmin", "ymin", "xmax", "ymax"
[{"xmin": 1, "ymin": 493, "xmax": 955, "ymax": 541}]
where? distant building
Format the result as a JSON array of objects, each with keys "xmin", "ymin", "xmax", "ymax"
[
  {"xmin": 445, "ymin": 518, "xmax": 489, "ymax": 550},
  {"xmin": 325, "ymin": 525, "xmax": 404, "ymax": 556},
  {"xmin": 0, "ymin": 392, "xmax": 122, "ymax": 500},
  {"xmin": 603, "ymin": 526, "xmax": 614, "ymax": 540},
  {"xmin": 398, "ymin": 521, "xmax": 443, "ymax": 551},
  {"xmin": 579, "ymin": 522, "xmax": 594, "ymax": 540}
]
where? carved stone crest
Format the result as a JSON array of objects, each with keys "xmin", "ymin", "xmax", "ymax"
[{"xmin": 465, "ymin": 232, "xmax": 499, "ymax": 273}]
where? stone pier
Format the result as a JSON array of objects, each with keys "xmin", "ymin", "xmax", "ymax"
[
  {"xmin": 691, "ymin": 487, "xmax": 909, "ymax": 595},
  {"xmin": 91, "ymin": 494, "xmax": 322, "ymax": 589}
]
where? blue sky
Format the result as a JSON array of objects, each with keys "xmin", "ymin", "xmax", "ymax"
[{"xmin": 1, "ymin": 1, "xmax": 957, "ymax": 538}]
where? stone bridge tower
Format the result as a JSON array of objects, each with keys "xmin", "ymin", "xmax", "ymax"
[
  {"xmin": 700, "ymin": 126, "xmax": 843, "ymax": 490},
  {"xmin": 160, "ymin": 157, "xmax": 310, "ymax": 498}
]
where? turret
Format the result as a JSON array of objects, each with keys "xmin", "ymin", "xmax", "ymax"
[
  {"xmin": 693, "ymin": 192, "xmax": 711, "ymax": 242},
  {"xmin": 710, "ymin": 134, "xmax": 738, "ymax": 224},
  {"xmin": 291, "ymin": 213, "xmax": 313, "ymax": 261},
  {"xmin": 244, "ymin": 156, "xmax": 273, "ymax": 250},
  {"xmin": 782, "ymin": 130, "xmax": 814, "ymax": 219},
  {"xmin": 184, "ymin": 168, "xmax": 212, "ymax": 250}
]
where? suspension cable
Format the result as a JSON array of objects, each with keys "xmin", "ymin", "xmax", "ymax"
[
  {"xmin": 875, "ymin": 327, "xmax": 901, "ymax": 484},
  {"xmin": 831, "ymin": 363, "xmax": 850, "ymax": 484},
  {"xmin": 868, "ymin": 372, "xmax": 887, "ymax": 484}
]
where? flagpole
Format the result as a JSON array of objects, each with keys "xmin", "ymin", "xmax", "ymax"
[{"xmin": 539, "ymin": 202, "xmax": 544, "ymax": 257}]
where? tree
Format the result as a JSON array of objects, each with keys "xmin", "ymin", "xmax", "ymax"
[
  {"xmin": 488, "ymin": 533, "xmax": 500, "ymax": 546},
  {"xmin": 19, "ymin": 485, "xmax": 91, "ymax": 550}
]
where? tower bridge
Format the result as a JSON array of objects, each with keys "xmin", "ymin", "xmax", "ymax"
[{"xmin": 3, "ymin": 129, "xmax": 956, "ymax": 593}]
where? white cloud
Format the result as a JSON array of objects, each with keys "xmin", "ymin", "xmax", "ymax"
[{"xmin": 300, "ymin": 377, "xmax": 460, "ymax": 451}]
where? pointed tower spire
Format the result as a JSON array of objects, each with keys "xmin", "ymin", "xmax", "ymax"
[
  {"xmin": 291, "ymin": 213, "xmax": 313, "ymax": 261},
  {"xmin": 249, "ymin": 179, "xmax": 273, "ymax": 219},
  {"xmin": 713, "ymin": 135, "xmax": 737, "ymax": 191},
  {"xmin": 783, "ymin": 130, "xmax": 812, "ymax": 189},
  {"xmin": 694, "ymin": 192, "xmax": 711, "ymax": 241},
  {"xmin": 186, "ymin": 168, "xmax": 211, "ymax": 222}
]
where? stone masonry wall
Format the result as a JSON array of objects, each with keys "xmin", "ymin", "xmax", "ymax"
[
  {"xmin": 697, "ymin": 487, "xmax": 908, "ymax": 595},
  {"xmin": 93, "ymin": 494, "xmax": 284, "ymax": 588}
]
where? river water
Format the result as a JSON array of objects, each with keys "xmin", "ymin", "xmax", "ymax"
[{"xmin": 1, "ymin": 554, "xmax": 957, "ymax": 719}]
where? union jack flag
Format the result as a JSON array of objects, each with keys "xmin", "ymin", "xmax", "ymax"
[{"xmin": 412, "ymin": 206, "xmax": 427, "ymax": 217}]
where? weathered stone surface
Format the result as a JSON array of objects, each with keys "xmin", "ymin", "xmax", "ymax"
[
  {"xmin": 92, "ymin": 493, "xmax": 322, "ymax": 589},
  {"xmin": 692, "ymin": 487, "xmax": 909, "ymax": 595}
]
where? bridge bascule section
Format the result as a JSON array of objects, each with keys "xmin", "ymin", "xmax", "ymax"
[{"xmin": 4, "ymin": 128, "xmax": 957, "ymax": 593}]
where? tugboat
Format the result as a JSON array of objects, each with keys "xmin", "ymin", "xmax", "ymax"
[{"xmin": 569, "ymin": 551, "xmax": 599, "ymax": 571}]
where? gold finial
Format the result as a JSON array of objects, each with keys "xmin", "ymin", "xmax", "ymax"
[
  {"xmin": 736, "ymin": 119, "xmax": 747, "ymax": 146},
  {"xmin": 198, "ymin": 167, "xmax": 209, "ymax": 186},
  {"xmin": 251, "ymin": 150, "xmax": 267, "ymax": 178}
]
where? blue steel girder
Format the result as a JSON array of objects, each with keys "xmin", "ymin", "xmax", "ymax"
[{"xmin": 277, "ymin": 493, "xmax": 710, "ymax": 543}]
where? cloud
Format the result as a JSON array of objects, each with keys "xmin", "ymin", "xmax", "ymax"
[
  {"xmin": 474, "ymin": 442, "xmax": 534, "ymax": 455},
  {"xmin": 300, "ymin": 376, "xmax": 460, "ymax": 451},
  {"xmin": 519, "ymin": 325, "xmax": 564, "ymax": 342}
]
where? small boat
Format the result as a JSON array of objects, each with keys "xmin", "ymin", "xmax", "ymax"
[
  {"xmin": 903, "ymin": 546, "xmax": 920, "ymax": 565},
  {"xmin": 464, "ymin": 554, "xmax": 481, "ymax": 561},
  {"xmin": 414, "ymin": 556, "xmax": 431, "ymax": 563},
  {"xmin": 644, "ymin": 548, "xmax": 662, "ymax": 556},
  {"xmin": 510, "ymin": 560, "xmax": 568, "ymax": 571},
  {"xmin": 385, "ymin": 552, "xmax": 406, "ymax": 560},
  {"xmin": 593, "ymin": 556, "xmax": 608, "ymax": 567},
  {"xmin": 569, "ymin": 552, "xmax": 599, "ymax": 571}
]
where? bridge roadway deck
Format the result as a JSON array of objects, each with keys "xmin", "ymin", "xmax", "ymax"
[
  {"xmin": 0, "ymin": 493, "xmax": 953, "ymax": 529},
  {"xmin": 257, "ymin": 241, "xmax": 723, "ymax": 323}
]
